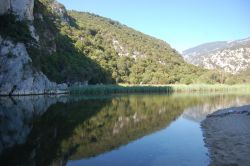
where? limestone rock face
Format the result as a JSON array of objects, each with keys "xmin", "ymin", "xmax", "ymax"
[
  {"xmin": 0, "ymin": 0, "xmax": 10, "ymax": 15},
  {"xmin": 0, "ymin": 0, "xmax": 68, "ymax": 95},
  {"xmin": 51, "ymin": 0, "xmax": 70, "ymax": 23},
  {"xmin": 11, "ymin": 0, "xmax": 34, "ymax": 20},
  {"xmin": 0, "ymin": 0, "xmax": 34, "ymax": 20},
  {"xmin": 0, "ymin": 38, "xmax": 66, "ymax": 95},
  {"xmin": 28, "ymin": 24, "xmax": 39, "ymax": 41}
]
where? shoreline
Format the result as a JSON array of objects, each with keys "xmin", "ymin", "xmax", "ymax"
[
  {"xmin": 201, "ymin": 105, "xmax": 250, "ymax": 166},
  {"xmin": 1, "ymin": 84, "xmax": 250, "ymax": 96},
  {"xmin": 70, "ymin": 84, "xmax": 250, "ymax": 95},
  {"xmin": 0, "ymin": 90, "xmax": 69, "ymax": 97}
]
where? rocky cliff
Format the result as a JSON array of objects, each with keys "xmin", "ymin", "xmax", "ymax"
[
  {"xmin": 0, "ymin": 0, "xmax": 34, "ymax": 20},
  {"xmin": 0, "ymin": 0, "xmax": 10, "ymax": 15},
  {"xmin": 0, "ymin": 37, "xmax": 61, "ymax": 95},
  {"xmin": 0, "ymin": 0, "xmax": 67, "ymax": 95}
]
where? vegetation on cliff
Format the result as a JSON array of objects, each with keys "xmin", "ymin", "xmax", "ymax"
[
  {"xmin": 0, "ymin": 13, "xmax": 31, "ymax": 42},
  {"xmin": 30, "ymin": 0, "xmax": 241, "ymax": 85},
  {"xmin": 1, "ymin": 0, "xmax": 246, "ymax": 86}
]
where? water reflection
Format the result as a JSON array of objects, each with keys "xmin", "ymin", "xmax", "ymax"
[
  {"xmin": 0, "ymin": 93, "xmax": 250, "ymax": 166},
  {"xmin": 182, "ymin": 93, "xmax": 250, "ymax": 122},
  {"xmin": 0, "ymin": 96, "xmax": 68, "ymax": 154}
]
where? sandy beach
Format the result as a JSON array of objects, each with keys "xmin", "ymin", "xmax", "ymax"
[{"xmin": 202, "ymin": 105, "xmax": 250, "ymax": 166}]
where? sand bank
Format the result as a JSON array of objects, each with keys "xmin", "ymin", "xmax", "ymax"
[{"xmin": 202, "ymin": 105, "xmax": 250, "ymax": 166}]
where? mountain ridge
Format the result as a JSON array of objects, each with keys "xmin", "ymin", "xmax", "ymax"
[{"xmin": 183, "ymin": 37, "xmax": 250, "ymax": 74}]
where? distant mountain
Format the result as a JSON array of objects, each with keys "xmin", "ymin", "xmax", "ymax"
[{"xmin": 183, "ymin": 37, "xmax": 250, "ymax": 74}]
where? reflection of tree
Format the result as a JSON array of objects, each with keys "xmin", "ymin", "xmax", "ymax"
[
  {"xmin": 64, "ymin": 95, "xmax": 190, "ymax": 160},
  {"xmin": 66, "ymin": 94, "xmax": 250, "ymax": 159},
  {"xmin": 1, "ymin": 93, "xmax": 250, "ymax": 166},
  {"xmin": 0, "ymin": 97, "xmax": 110, "ymax": 166},
  {"xmin": 0, "ymin": 95, "xmax": 189, "ymax": 166}
]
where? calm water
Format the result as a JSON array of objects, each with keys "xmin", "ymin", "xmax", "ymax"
[{"xmin": 1, "ymin": 93, "xmax": 250, "ymax": 166}]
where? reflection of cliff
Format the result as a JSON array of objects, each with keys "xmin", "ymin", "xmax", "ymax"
[
  {"xmin": 0, "ymin": 96, "xmax": 68, "ymax": 154},
  {"xmin": 0, "ymin": 96, "xmax": 111, "ymax": 166},
  {"xmin": 182, "ymin": 94, "xmax": 250, "ymax": 122}
]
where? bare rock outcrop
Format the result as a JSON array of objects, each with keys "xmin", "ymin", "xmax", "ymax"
[
  {"xmin": 0, "ymin": 0, "xmax": 10, "ymax": 15},
  {"xmin": 0, "ymin": 0, "xmax": 69, "ymax": 95},
  {"xmin": 51, "ymin": 0, "xmax": 70, "ymax": 23},
  {"xmin": 0, "ymin": 38, "xmax": 67, "ymax": 95},
  {"xmin": 0, "ymin": 0, "xmax": 34, "ymax": 20}
]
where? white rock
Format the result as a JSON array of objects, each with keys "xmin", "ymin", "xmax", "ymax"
[
  {"xmin": 28, "ymin": 24, "xmax": 39, "ymax": 41},
  {"xmin": 0, "ymin": 0, "xmax": 10, "ymax": 15},
  {"xmin": 51, "ymin": 0, "xmax": 69, "ymax": 23},
  {"xmin": 0, "ymin": 0, "xmax": 34, "ymax": 20},
  {"xmin": 11, "ymin": 0, "xmax": 34, "ymax": 20},
  {"xmin": 0, "ymin": 39, "xmax": 64, "ymax": 95}
]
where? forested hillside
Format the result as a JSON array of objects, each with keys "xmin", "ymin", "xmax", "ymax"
[
  {"xmin": 67, "ymin": 11, "xmax": 209, "ymax": 84},
  {"xmin": 2, "ymin": 0, "xmax": 243, "ymax": 86}
]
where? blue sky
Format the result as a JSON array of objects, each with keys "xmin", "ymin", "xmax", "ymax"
[{"xmin": 58, "ymin": 0, "xmax": 250, "ymax": 52}]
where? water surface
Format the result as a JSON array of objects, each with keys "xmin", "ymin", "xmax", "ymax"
[{"xmin": 1, "ymin": 93, "xmax": 250, "ymax": 166}]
